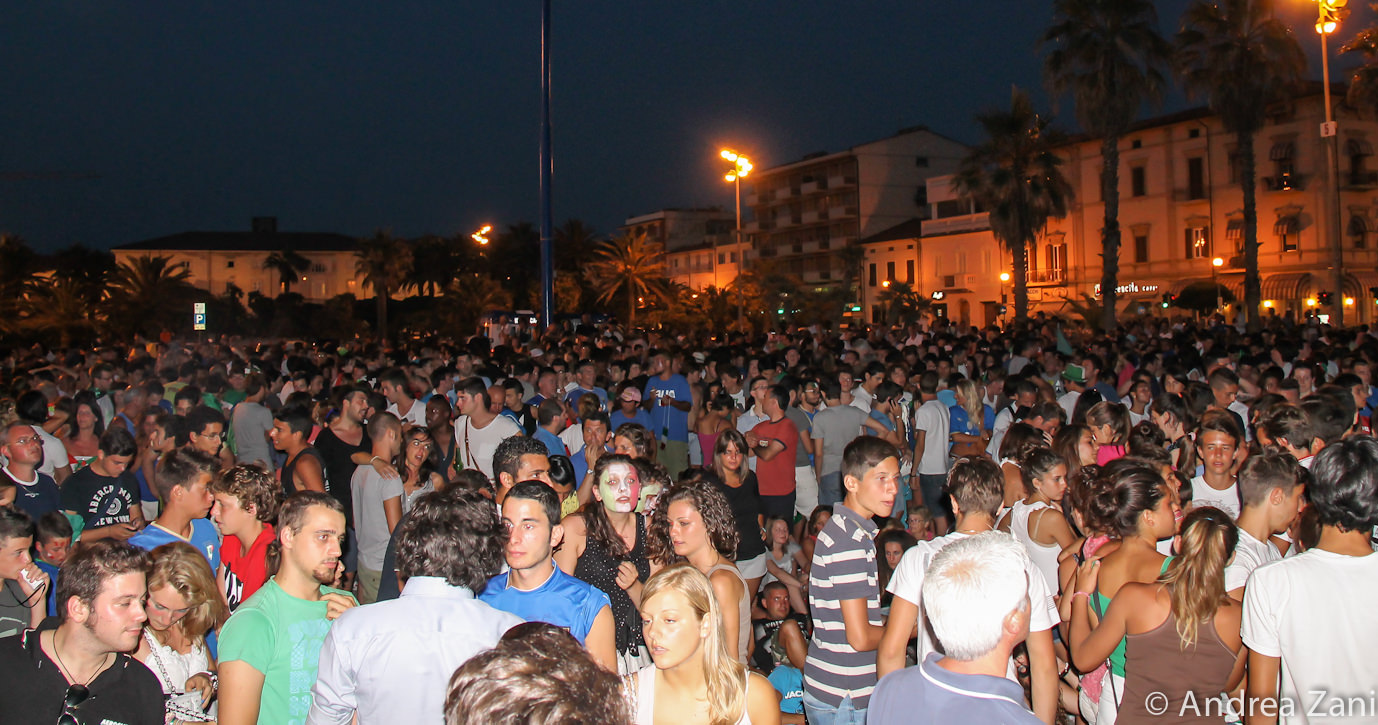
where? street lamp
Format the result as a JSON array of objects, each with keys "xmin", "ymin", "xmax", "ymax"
[
  {"xmin": 721, "ymin": 149, "xmax": 753, "ymax": 329},
  {"xmin": 1212, "ymin": 256, "xmax": 1224, "ymax": 314},
  {"xmin": 471, "ymin": 225, "xmax": 492, "ymax": 246},
  {"xmin": 1316, "ymin": 0, "xmax": 1349, "ymax": 326},
  {"xmin": 999, "ymin": 272, "xmax": 1011, "ymax": 324}
]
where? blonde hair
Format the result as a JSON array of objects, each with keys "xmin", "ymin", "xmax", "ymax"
[
  {"xmin": 1159, "ymin": 507, "xmax": 1237, "ymax": 649},
  {"xmin": 641, "ymin": 564, "xmax": 746, "ymax": 725},
  {"xmin": 148, "ymin": 542, "xmax": 227, "ymax": 640},
  {"xmin": 955, "ymin": 379, "xmax": 984, "ymax": 434}
]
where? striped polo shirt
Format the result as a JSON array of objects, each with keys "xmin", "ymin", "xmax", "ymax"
[{"xmin": 803, "ymin": 501, "xmax": 881, "ymax": 709}]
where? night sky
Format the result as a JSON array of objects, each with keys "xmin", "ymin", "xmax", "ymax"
[{"xmin": 2, "ymin": 1, "xmax": 1370, "ymax": 252}]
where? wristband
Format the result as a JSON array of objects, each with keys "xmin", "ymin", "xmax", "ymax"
[
  {"xmin": 1071, "ymin": 591, "xmax": 1091, "ymax": 601},
  {"xmin": 195, "ymin": 671, "xmax": 218, "ymax": 691}
]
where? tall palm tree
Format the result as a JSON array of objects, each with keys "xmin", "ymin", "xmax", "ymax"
[
  {"xmin": 0, "ymin": 234, "xmax": 39, "ymax": 336},
  {"xmin": 877, "ymin": 280, "xmax": 931, "ymax": 325},
  {"xmin": 954, "ymin": 88, "xmax": 1075, "ymax": 320},
  {"xmin": 409, "ymin": 235, "xmax": 463, "ymax": 297},
  {"xmin": 26, "ymin": 278, "xmax": 96, "ymax": 347},
  {"xmin": 584, "ymin": 232, "xmax": 669, "ymax": 327},
  {"xmin": 355, "ymin": 230, "xmax": 413, "ymax": 344},
  {"xmin": 107, "ymin": 255, "xmax": 196, "ymax": 337},
  {"xmin": 1177, "ymin": 0, "xmax": 1305, "ymax": 331},
  {"xmin": 1044, "ymin": 0, "xmax": 1171, "ymax": 331},
  {"xmin": 49, "ymin": 244, "xmax": 115, "ymax": 328},
  {"xmin": 263, "ymin": 248, "xmax": 310, "ymax": 294}
]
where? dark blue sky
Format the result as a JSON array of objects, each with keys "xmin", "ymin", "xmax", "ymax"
[{"xmin": 2, "ymin": 1, "xmax": 1368, "ymax": 251}]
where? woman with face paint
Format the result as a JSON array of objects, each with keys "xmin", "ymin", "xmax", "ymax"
[
  {"xmin": 133, "ymin": 541, "xmax": 228, "ymax": 723},
  {"xmin": 554, "ymin": 454, "xmax": 654, "ymax": 674}
]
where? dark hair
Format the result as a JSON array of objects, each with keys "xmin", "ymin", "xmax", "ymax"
[
  {"xmin": 1052, "ymin": 424, "xmax": 1091, "ymax": 483},
  {"xmin": 456, "ymin": 377, "xmax": 491, "ymax": 408},
  {"xmin": 712, "ymin": 428, "xmax": 749, "ymax": 481},
  {"xmin": 1196, "ymin": 409, "xmax": 1243, "ymax": 445},
  {"xmin": 1258, "ymin": 403, "xmax": 1315, "ymax": 452},
  {"xmin": 444, "ymin": 622, "xmax": 629, "ymax": 725},
  {"xmin": 97, "ymin": 425, "xmax": 137, "ymax": 457},
  {"xmin": 378, "ymin": 367, "xmax": 409, "ymax": 390},
  {"xmin": 547, "ymin": 455, "xmax": 577, "ymax": 491},
  {"xmin": 397, "ymin": 488, "xmax": 505, "ymax": 591},
  {"xmin": 1088, "ymin": 459, "xmax": 1168, "ymax": 538},
  {"xmin": 841, "ymin": 436, "xmax": 899, "ymax": 483},
  {"xmin": 612, "ymin": 423, "xmax": 655, "ymax": 460},
  {"xmin": 875, "ymin": 528, "xmax": 917, "ymax": 603},
  {"xmin": 404, "ymin": 426, "xmax": 442, "ymax": 484},
  {"xmin": 494, "ymin": 435, "xmax": 549, "ymax": 484},
  {"xmin": 1308, "ymin": 436, "xmax": 1378, "ymax": 531},
  {"xmin": 944, "ymin": 457, "xmax": 1004, "ymax": 518},
  {"xmin": 505, "ymin": 480, "xmax": 562, "ymax": 528},
  {"xmin": 153, "ymin": 447, "xmax": 219, "ymax": 502},
  {"xmin": 1127, "ymin": 421, "xmax": 1166, "ymax": 457},
  {"xmin": 210, "ymin": 465, "xmax": 283, "ymax": 523},
  {"xmin": 274, "ymin": 404, "xmax": 314, "ymax": 438},
  {"xmin": 72, "ymin": 391, "xmax": 106, "ymax": 439},
  {"xmin": 536, "ymin": 399, "xmax": 563, "ymax": 427},
  {"xmin": 56, "ymin": 540, "xmax": 152, "ymax": 623},
  {"xmin": 1238, "ymin": 450, "xmax": 1306, "ymax": 507},
  {"xmin": 581, "ymin": 454, "xmax": 641, "ymax": 557},
  {"xmin": 0, "ymin": 506, "xmax": 35, "ymax": 543},
  {"xmin": 647, "ymin": 478, "xmax": 739, "ymax": 565},
  {"xmin": 184, "ymin": 405, "xmax": 226, "ymax": 441},
  {"xmin": 1300, "ymin": 397, "xmax": 1350, "ymax": 446},
  {"xmin": 15, "ymin": 390, "xmax": 50, "ymax": 425},
  {"xmin": 35, "ymin": 511, "xmax": 73, "ymax": 543},
  {"xmin": 1152, "ymin": 393, "xmax": 1193, "ymax": 430},
  {"xmin": 999, "ymin": 422, "xmax": 1044, "ymax": 463},
  {"xmin": 1020, "ymin": 448, "xmax": 1065, "ymax": 495},
  {"xmin": 267, "ymin": 491, "xmax": 345, "ymax": 577}
]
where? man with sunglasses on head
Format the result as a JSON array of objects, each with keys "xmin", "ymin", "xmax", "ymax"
[{"xmin": 0, "ymin": 539, "xmax": 164, "ymax": 725}]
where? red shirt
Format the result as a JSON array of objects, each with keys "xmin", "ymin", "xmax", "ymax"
[
  {"xmin": 751, "ymin": 417, "xmax": 799, "ymax": 497},
  {"xmin": 221, "ymin": 523, "xmax": 274, "ymax": 610}
]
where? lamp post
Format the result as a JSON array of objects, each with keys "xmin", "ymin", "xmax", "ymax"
[
  {"xmin": 539, "ymin": 0, "xmax": 554, "ymax": 330},
  {"xmin": 721, "ymin": 149, "xmax": 753, "ymax": 330},
  {"xmin": 1317, "ymin": 0, "xmax": 1348, "ymax": 327},
  {"xmin": 999, "ymin": 272, "xmax": 1011, "ymax": 325},
  {"xmin": 1212, "ymin": 256, "xmax": 1224, "ymax": 316}
]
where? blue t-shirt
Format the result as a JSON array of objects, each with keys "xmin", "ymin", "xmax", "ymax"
[
  {"xmin": 610, "ymin": 409, "xmax": 653, "ymax": 433},
  {"xmin": 564, "ymin": 387, "xmax": 609, "ymax": 410},
  {"xmin": 769, "ymin": 665, "xmax": 805, "ymax": 714},
  {"xmin": 479, "ymin": 566, "xmax": 609, "ymax": 644},
  {"xmin": 128, "ymin": 518, "xmax": 221, "ymax": 572},
  {"xmin": 866, "ymin": 408, "xmax": 895, "ymax": 436},
  {"xmin": 35, "ymin": 559, "xmax": 60, "ymax": 617},
  {"xmin": 643, "ymin": 375, "xmax": 692, "ymax": 443},
  {"xmin": 533, "ymin": 428, "xmax": 566, "ymax": 458},
  {"xmin": 4, "ymin": 470, "xmax": 61, "ymax": 522}
]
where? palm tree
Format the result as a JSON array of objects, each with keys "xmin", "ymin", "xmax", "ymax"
[
  {"xmin": 554, "ymin": 218, "xmax": 599, "ymax": 271},
  {"xmin": 26, "ymin": 278, "xmax": 97, "ymax": 347},
  {"xmin": 49, "ymin": 244, "xmax": 114, "ymax": 328},
  {"xmin": 263, "ymin": 248, "xmax": 310, "ymax": 294},
  {"xmin": 409, "ymin": 235, "xmax": 463, "ymax": 297},
  {"xmin": 876, "ymin": 280, "xmax": 931, "ymax": 325},
  {"xmin": 355, "ymin": 230, "xmax": 414, "ymax": 344},
  {"xmin": 584, "ymin": 232, "xmax": 669, "ymax": 327},
  {"xmin": 1342, "ymin": 14, "xmax": 1378, "ymax": 111},
  {"xmin": 0, "ymin": 234, "xmax": 39, "ymax": 336},
  {"xmin": 954, "ymin": 88, "xmax": 1075, "ymax": 320},
  {"xmin": 1044, "ymin": 0, "xmax": 1171, "ymax": 331},
  {"xmin": 1177, "ymin": 0, "xmax": 1305, "ymax": 331},
  {"xmin": 107, "ymin": 255, "xmax": 196, "ymax": 337}
]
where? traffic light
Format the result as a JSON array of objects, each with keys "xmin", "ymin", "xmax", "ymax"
[
  {"xmin": 1318, "ymin": 291, "xmax": 1334, "ymax": 307},
  {"xmin": 1370, "ymin": 286, "xmax": 1378, "ymax": 304},
  {"xmin": 997, "ymin": 304, "xmax": 1008, "ymax": 316},
  {"xmin": 1161, "ymin": 293, "xmax": 1172, "ymax": 309}
]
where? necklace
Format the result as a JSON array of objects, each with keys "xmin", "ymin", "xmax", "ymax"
[{"xmin": 52, "ymin": 630, "xmax": 110, "ymax": 687}]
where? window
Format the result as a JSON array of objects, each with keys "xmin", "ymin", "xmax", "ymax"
[
  {"xmin": 1228, "ymin": 147, "xmax": 1242, "ymax": 183},
  {"xmin": 671, "ymin": 258, "xmax": 679, "ymax": 269},
  {"xmin": 886, "ymin": 261, "xmax": 896, "ymax": 281},
  {"xmin": 869, "ymin": 263, "xmax": 877, "ymax": 287},
  {"xmin": 1348, "ymin": 138, "xmax": 1374, "ymax": 185},
  {"xmin": 225, "ymin": 260, "xmax": 235, "ymax": 269},
  {"xmin": 1131, "ymin": 139, "xmax": 1142, "ymax": 149},
  {"xmin": 1185, "ymin": 226, "xmax": 1209, "ymax": 258},
  {"xmin": 718, "ymin": 253, "xmax": 726, "ymax": 264},
  {"xmin": 1350, "ymin": 216, "xmax": 1368, "ymax": 249},
  {"xmin": 729, "ymin": 252, "xmax": 737, "ymax": 263},
  {"xmin": 1226, "ymin": 219, "xmax": 1244, "ymax": 254},
  {"xmin": 1188, "ymin": 128, "xmax": 1201, "ymax": 139},
  {"xmin": 915, "ymin": 156, "xmax": 929, "ymax": 168},
  {"xmin": 1271, "ymin": 141, "xmax": 1297, "ymax": 187},
  {"xmin": 1134, "ymin": 233, "xmax": 1149, "ymax": 263},
  {"xmin": 1275, "ymin": 216, "xmax": 1300, "ymax": 252},
  {"xmin": 906, "ymin": 260, "xmax": 915, "ymax": 283},
  {"xmin": 311, "ymin": 263, "xmax": 326, "ymax": 273},
  {"xmin": 1131, "ymin": 167, "xmax": 1147, "ymax": 197},
  {"xmin": 1046, "ymin": 243, "xmax": 1065, "ymax": 271},
  {"xmin": 1187, "ymin": 157, "xmax": 1205, "ymax": 200}
]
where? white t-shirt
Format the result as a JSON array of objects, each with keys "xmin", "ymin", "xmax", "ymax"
[
  {"xmin": 913, "ymin": 399, "xmax": 950, "ymax": 475},
  {"xmin": 1190, "ymin": 476, "xmax": 1241, "ymax": 519},
  {"xmin": 559, "ymin": 422, "xmax": 585, "ymax": 457},
  {"xmin": 1057, "ymin": 391, "xmax": 1080, "ymax": 421},
  {"xmin": 1225, "ymin": 528, "xmax": 1283, "ymax": 594},
  {"xmin": 453, "ymin": 414, "xmax": 523, "ymax": 481},
  {"xmin": 386, "ymin": 399, "xmax": 427, "ymax": 428},
  {"xmin": 887, "ymin": 531, "xmax": 1058, "ymax": 674},
  {"xmin": 986, "ymin": 406, "xmax": 1016, "ymax": 458},
  {"xmin": 34, "ymin": 426, "xmax": 70, "ymax": 478},
  {"xmin": 850, "ymin": 387, "xmax": 874, "ymax": 414},
  {"xmin": 1242, "ymin": 549, "xmax": 1378, "ymax": 725}
]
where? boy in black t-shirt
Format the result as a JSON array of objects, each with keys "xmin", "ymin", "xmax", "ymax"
[{"xmin": 60, "ymin": 428, "xmax": 144, "ymax": 542}]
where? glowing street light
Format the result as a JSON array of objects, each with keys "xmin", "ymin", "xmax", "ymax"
[
  {"xmin": 471, "ymin": 225, "xmax": 492, "ymax": 245},
  {"xmin": 1314, "ymin": 0, "xmax": 1349, "ymax": 326},
  {"xmin": 721, "ymin": 148, "xmax": 753, "ymax": 328},
  {"xmin": 999, "ymin": 272, "xmax": 1011, "ymax": 283}
]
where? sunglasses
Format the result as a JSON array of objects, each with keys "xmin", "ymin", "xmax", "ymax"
[{"xmin": 57, "ymin": 684, "xmax": 90, "ymax": 725}]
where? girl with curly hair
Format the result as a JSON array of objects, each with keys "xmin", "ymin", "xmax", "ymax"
[{"xmin": 647, "ymin": 478, "xmax": 750, "ymax": 664}]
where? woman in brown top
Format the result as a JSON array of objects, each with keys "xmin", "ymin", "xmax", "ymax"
[{"xmin": 1069, "ymin": 507, "xmax": 1245, "ymax": 725}]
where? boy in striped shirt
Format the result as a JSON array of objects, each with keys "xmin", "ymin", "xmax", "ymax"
[{"xmin": 803, "ymin": 436, "xmax": 899, "ymax": 724}]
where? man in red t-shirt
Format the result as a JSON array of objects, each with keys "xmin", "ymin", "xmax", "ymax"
[
  {"xmin": 747, "ymin": 384, "xmax": 800, "ymax": 519},
  {"xmin": 210, "ymin": 465, "xmax": 282, "ymax": 610}
]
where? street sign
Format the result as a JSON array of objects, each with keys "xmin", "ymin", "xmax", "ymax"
[
  {"xmin": 193, "ymin": 303, "xmax": 206, "ymax": 331},
  {"xmin": 1321, "ymin": 121, "xmax": 1337, "ymax": 138}
]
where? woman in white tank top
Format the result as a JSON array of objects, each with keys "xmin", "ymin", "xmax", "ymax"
[
  {"xmin": 1000, "ymin": 448, "xmax": 1075, "ymax": 592},
  {"xmin": 133, "ymin": 542, "xmax": 227, "ymax": 723},
  {"xmin": 628, "ymin": 565, "xmax": 780, "ymax": 725}
]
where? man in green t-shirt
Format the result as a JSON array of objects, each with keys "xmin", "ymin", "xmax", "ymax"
[{"xmin": 218, "ymin": 491, "xmax": 356, "ymax": 725}]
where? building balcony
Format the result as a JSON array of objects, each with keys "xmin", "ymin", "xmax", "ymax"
[
  {"xmin": 922, "ymin": 212, "xmax": 990, "ymax": 236},
  {"xmin": 800, "ymin": 180, "xmax": 819, "ymax": 195},
  {"xmin": 828, "ymin": 174, "xmax": 857, "ymax": 188},
  {"xmin": 1027, "ymin": 268, "xmax": 1067, "ymax": 286},
  {"xmin": 1262, "ymin": 173, "xmax": 1306, "ymax": 192}
]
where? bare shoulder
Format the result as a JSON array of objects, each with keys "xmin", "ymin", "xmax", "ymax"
[{"xmin": 561, "ymin": 512, "xmax": 588, "ymax": 535}]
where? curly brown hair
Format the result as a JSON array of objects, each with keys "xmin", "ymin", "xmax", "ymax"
[
  {"xmin": 210, "ymin": 464, "xmax": 283, "ymax": 524},
  {"xmin": 646, "ymin": 475, "xmax": 739, "ymax": 566}
]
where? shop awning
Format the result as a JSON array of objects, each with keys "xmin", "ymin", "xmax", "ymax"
[
  {"xmin": 1347, "ymin": 138, "xmax": 1374, "ymax": 156},
  {"xmin": 1273, "ymin": 216, "xmax": 1300, "ymax": 236},
  {"xmin": 1270, "ymin": 142, "xmax": 1295, "ymax": 161},
  {"xmin": 1260, "ymin": 272, "xmax": 1311, "ymax": 301}
]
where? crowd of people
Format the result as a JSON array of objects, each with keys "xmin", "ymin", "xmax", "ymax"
[{"xmin": 0, "ymin": 310, "xmax": 1375, "ymax": 725}]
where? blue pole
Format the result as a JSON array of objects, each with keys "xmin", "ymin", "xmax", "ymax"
[{"xmin": 539, "ymin": 0, "xmax": 554, "ymax": 331}]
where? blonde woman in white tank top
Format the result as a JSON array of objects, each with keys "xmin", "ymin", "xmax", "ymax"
[{"xmin": 629, "ymin": 565, "xmax": 780, "ymax": 725}]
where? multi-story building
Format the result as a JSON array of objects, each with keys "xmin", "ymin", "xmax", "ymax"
[
  {"xmin": 745, "ymin": 126, "xmax": 969, "ymax": 287},
  {"xmin": 621, "ymin": 208, "xmax": 742, "ymax": 290},
  {"xmin": 861, "ymin": 89, "xmax": 1378, "ymax": 328},
  {"xmin": 112, "ymin": 218, "xmax": 362, "ymax": 302}
]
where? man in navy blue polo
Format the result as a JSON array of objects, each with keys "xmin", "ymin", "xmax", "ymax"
[{"xmin": 869, "ymin": 532, "xmax": 1041, "ymax": 724}]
